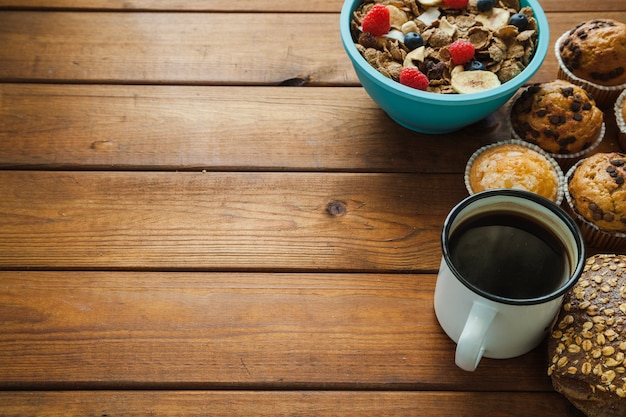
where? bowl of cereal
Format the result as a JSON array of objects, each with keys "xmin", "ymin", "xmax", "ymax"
[{"xmin": 340, "ymin": 0, "xmax": 549, "ymax": 134}]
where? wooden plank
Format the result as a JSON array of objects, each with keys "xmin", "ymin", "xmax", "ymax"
[
  {"xmin": 0, "ymin": 0, "xmax": 341, "ymax": 12},
  {"xmin": 0, "ymin": 0, "xmax": 623, "ymax": 13},
  {"xmin": 0, "ymin": 11, "xmax": 354, "ymax": 85},
  {"xmin": 0, "ymin": 171, "xmax": 464, "ymax": 271},
  {"xmin": 1, "ymin": 84, "xmax": 621, "ymax": 171},
  {"xmin": 0, "ymin": 391, "xmax": 574, "ymax": 416},
  {"xmin": 0, "ymin": 271, "xmax": 555, "ymax": 390},
  {"xmin": 2, "ymin": 11, "xmax": 626, "ymax": 84},
  {"xmin": 0, "ymin": 84, "xmax": 514, "ymax": 172}
]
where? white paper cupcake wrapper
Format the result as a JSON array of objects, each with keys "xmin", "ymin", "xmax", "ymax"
[
  {"xmin": 555, "ymin": 32, "xmax": 626, "ymax": 108},
  {"xmin": 464, "ymin": 139, "xmax": 565, "ymax": 205},
  {"xmin": 614, "ymin": 89, "xmax": 626, "ymax": 150},
  {"xmin": 564, "ymin": 161, "xmax": 626, "ymax": 250}
]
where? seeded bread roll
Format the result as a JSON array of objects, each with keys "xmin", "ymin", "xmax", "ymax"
[
  {"xmin": 559, "ymin": 19, "xmax": 626, "ymax": 87},
  {"xmin": 567, "ymin": 152, "xmax": 626, "ymax": 233},
  {"xmin": 510, "ymin": 80, "xmax": 604, "ymax": 155},
  {"xmin": 548, "ymin": 254, "xmax": 626, "ymax": 417}
]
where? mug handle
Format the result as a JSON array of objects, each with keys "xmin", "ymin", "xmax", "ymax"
[{"xmin": 455, "ymin": 301, "xmax": 498, "ymax": 372}]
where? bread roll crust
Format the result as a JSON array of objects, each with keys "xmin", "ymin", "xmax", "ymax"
[{"xmin": 548, "ymin": 254, "xmax": 626, "ymax": 417}]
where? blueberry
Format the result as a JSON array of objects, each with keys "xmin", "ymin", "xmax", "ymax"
[
  {"xmin": 403, "ymin": 32, "xmax": 424, "ymax": 51},
  {"xmin": 464, "ymin": 60, "xmax": 486, "ymax": 71},
  {"xmin": 509, "ymin": 13, "xmax": 528, "ymax": 31},
  {"xmin": 476, "ymin": 0, "xmax": 495, "ymax": 12}
]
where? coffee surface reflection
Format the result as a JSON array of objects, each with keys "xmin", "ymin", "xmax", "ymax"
[{"xmin": 449, "ymin": 211, "xmax": 569, "ymax": 299}]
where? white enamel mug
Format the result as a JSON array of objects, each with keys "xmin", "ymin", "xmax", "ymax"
[{"xmin": 434, "ymin": 189, "xmax": 585, "ymax": 372}]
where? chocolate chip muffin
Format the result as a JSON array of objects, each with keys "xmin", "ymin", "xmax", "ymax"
[
  {"xmin": 565, "ymin": 152, "xmax": 626, "ymax": 250},
  {"xmin": 556, "ymin": 19, "xmax": 626, "ymax": 107},
  {"xmin": 559, "ymin": 19, "xmax": 626, "ymax": 87},
  {"xmin": 510, "ymin": 80, "xmax": 604, "ymax": 158},
  {"xmin": 548, "ymin": 254, "xmax": 626, "ymax": 417}
]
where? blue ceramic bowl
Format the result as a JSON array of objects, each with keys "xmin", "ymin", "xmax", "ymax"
[{"xmin": 340, "ymin": 0, "xmax": 549, "ymax": 134}]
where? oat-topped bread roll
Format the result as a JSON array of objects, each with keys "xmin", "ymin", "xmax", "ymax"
[
  {"xmin": 510, "ymin": 80, "xmax": 604, "ymax": 156},
  {"xmin": 548, "ymin": 254, "xmax": 626, "ymax": 417}
]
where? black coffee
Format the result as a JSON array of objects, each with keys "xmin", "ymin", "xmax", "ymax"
[{"xmin": 448, "ymin": 212, "xmax": 569, "ymax": 299}]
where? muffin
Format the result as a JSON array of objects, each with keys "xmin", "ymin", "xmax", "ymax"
[
  {"xmin": 615, "ymin": 89, "xmax": 626, "ymax": 152},
  {"xmin": 556, "ymin": 19, "xmax": 626, "ymax": 108},
  {"xmin": 510, "ymin": 80, "xmax": 605, "ymax": 166},
  {"xmin": 548, "ymin": 254, "xmax": 626, "ymax": 417},
  {"xmin": 565, "ymin": 152, "xmax": 626, "ymax": 250},
  {"xmin": 465, "ymin": 140, "xmax": 564, "ymax": 204}
]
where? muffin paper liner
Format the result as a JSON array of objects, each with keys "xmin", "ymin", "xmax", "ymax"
[
  {"xmin": 564, "ymin": 161, "xmax": 626, "ymax": 251},
  {"xmin": 614, "ymin": 89, "xmax": 626, "ymax": 152},
  {"xmin": 464, "ymin": 139, "xmax": 565, "ymax": 205},
  {"xmin": 555, "ymin": 33, "xmax": 626, "ymax": 109},
  {"xmin": 507, "ymin": 87, "xmax": 606, "ymax": 170}
]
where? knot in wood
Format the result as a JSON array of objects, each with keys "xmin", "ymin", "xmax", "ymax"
[{"xmin": 326, "ymin": 200, "xmax": 346, "ymax": 217}]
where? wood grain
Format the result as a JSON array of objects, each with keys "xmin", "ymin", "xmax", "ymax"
[
  {"xmin": 0, "ymin": 0, "xmax": 623, "ymax": 12},
  {"xmin": 0, "ymin": 391, "xmax": 573, "ymax": 416},
  {"xmin": 1, "ymin": 84, "xmax": 621, "ymax": 171},
  {"xmin": 0, "ymin": 171, "xmax": 464, "ymax": 271},
  {"xmin": 2, "ymin": 11, "xmax": 626, "ymax": 85},
  {"xmin": 0, "ymin": 11, "xmax": 353, "ymax": 85},
  {"xmin": 0, "ymin": 83, "xmax": 513, "ymax": 171},
  {"xmin": 1, "ymin": 0, "xmax": 624, "ymax": 415},
  {"xmin": 0, "ymin": 0, "xmax": 341, "ymax": 11},
  {"xmin": 0, "ymin": 271, "xmax": 555, "ymax": 390}
]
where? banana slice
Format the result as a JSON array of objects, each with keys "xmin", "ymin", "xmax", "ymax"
[
  {"xmin": 403, "ymin": 46, "xmax": 425, "ymax": 68},
  {"xmin": 417, "ymin": 0, "xmax": 443, "ymax": 6},
  {"xmin": 451, "ymin": 64, "xmax": 465, "ymax": 78},
  {"xmin": 386, "ymin": 5, "xmax": 408, "ymax": 29},
  {"xmin": 451, "ymin": 70, "xmax": 501, "ymax": 94},
  {"xmin": 475, "ymin": 7, "xmax": 511, "ymax": 31}
]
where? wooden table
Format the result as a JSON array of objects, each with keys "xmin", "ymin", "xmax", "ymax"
[{"xmin": 1, "ymin": 0, "xmax": 625, "ymax": 415}]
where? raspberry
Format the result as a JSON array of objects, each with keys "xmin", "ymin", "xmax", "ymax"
[
  {"xmin": 443, "ymin": 0, "xmax": 469, "ymax": 8},
  {"xmin": 399, "ymin": 67, "xmax": 429, "ymax": 91},
  {"xmin": 449, "ymin": 40, "xmax": 475, "ymax": 65},
  {"xmin": 361, "ymin": 4, "xmax": 390, "ymax": 37}
]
